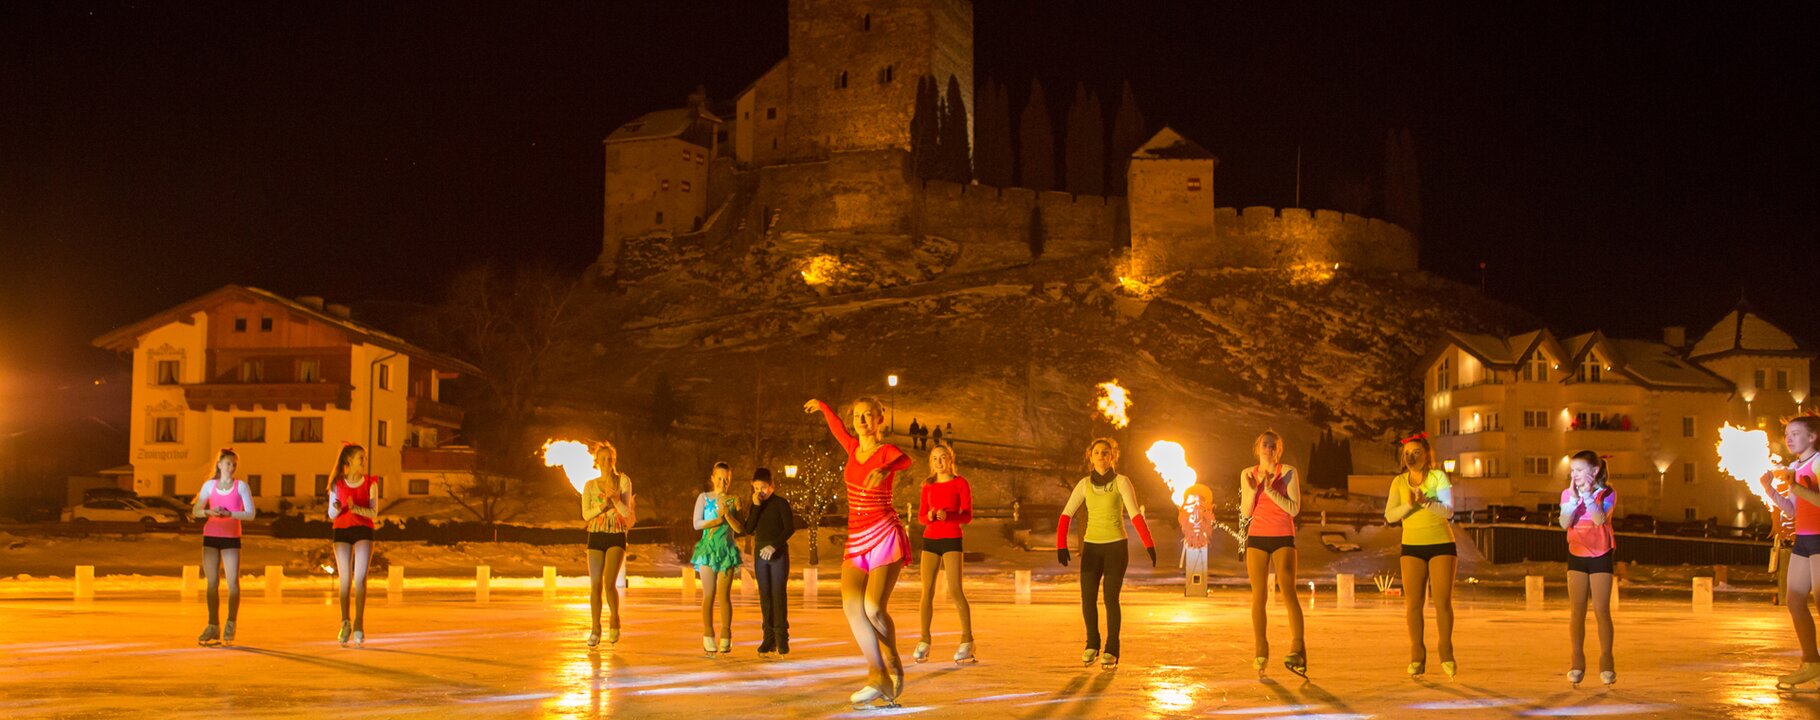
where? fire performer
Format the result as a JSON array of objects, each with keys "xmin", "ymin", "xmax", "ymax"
[
  {"xmin": 804, "ymin": 397, "xmax": 913, "ymax": 707},
  {"xmin": 1241, "ymin": 431, "xmax": 1306, "ymax": 678},
  {"xmin": 1759, "ymin": 416, "xmax": 1820, "ymax": 690},
  {"xmin": 915, "ymin": 441, "xmax": 977, "ymax": 664},
  {"xmin": 1178, "ymin": 485, "xmax": 1215, "ymax": 573},
  {"xmin": 1057, "ymin": 437, "xmax": 1157, "ymax": 669},
  {"xmin": 326, "ymin": 443, "xmax": 378, "ymax": 647},
  {"xmin": 190, "ymin": 448, "xmax": 254, "ymax": 646},
  {"xmin": 581, "ymin": 440, "xmax": 635, "ymax": 649},
  {"xmin": 1384, "ymin": 433, "xmax": 1457, "ymax": 679},
  {"xmin": 691, "ymin": 462, "xmax": 744, "ymax": 657},
  {"xmin": 1558, "ymin": 450, "xmax": 1616, "ymax": 687}
]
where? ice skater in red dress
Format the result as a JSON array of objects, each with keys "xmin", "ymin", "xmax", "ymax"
[{"xmin": 805, "ymin": 397, "xmax": 913, "ymax": 708}]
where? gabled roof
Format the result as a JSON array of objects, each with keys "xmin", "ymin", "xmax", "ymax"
[
  {"xmin": 1131, "ymin": 127, "xmax": 1216, "ymax": 161},
  {"xmin": 92, "ymin": 285, "xmax": 480, "ymax": 376},
  {"xmin": 1420, "ymin": 328, "xmax": 1730, "ymax": 393},
  {"xmin": 1424, "ymin": 329, "xmax": 1564, "ymax": 371},
  {"xmin": 1605, "ymin": 339, "xmax": 1733, "ymax": 391},
  {"xmin": 1688, "ymin": 303, "xmax": 1809, "ymax": 359},
  {"xmin": 604, "ymin": 107, "xmax": 723, "ymax": 145}
]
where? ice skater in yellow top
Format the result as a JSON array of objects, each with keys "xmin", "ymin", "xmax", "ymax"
[{"xmin": 1383, "ymin": 434, "xmax": 1458, "ymax": 679}]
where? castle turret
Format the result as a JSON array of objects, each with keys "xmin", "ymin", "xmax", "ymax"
[
  {"xmin": 784, "ymin": 0, "xmax": 972, "ymax": 161},
  {"xmin": 1126, "ymin": 127, "xmax": 1217, "ymax": 278}
]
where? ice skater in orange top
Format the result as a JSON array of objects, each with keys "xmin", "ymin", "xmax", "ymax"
[{"xmin": 805, "ymin": 397, "xmax": 912, "ymax": 708}]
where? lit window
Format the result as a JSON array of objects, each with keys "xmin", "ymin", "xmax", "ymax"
[
  {"xmin": 290, "ymin": 417, "xmax": 324, "ymax": 443},
  {"xmin": 680, "ymin": 180, "xmax": 692, "ymax": 192},
  {"xmin": 298, "ymin": 359, "xmax": 320, "ymax": 383},
  {"xmin": 233, "ymin": 417, "xmax": 266, "ymax": 443},
  {"xmin": 156, "ymin": 360, "xmax": 181, "ymax": 385},
  {"xmin": 153, "ymin": 417, "xmax": 179, "ymax": 443},
  {"xmin": 1186, "ymin": 177, "xmax": 1202, "ymax": 191}
]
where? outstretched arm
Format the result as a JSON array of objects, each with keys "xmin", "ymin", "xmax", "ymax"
[{"xmin": 806, "ymin": 399, "xmax": 857, "ymax": 452}]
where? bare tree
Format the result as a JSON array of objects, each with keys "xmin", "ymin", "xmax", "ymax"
[
  {"xmin": 779, "ymin": 439, "xmax": 847, "ymax": 565},
  {"xmin": 446, "ymin": 470, "xmax": 524, "ymax": 526}
]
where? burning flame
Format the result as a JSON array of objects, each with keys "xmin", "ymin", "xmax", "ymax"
[
  {"xmin": 541, "ymin": 439, "xmax": 601, "ymax": 494},
  {"xmin": 1145, "ymin": 440, "xmax": 1199, "ymax": 507},
  {"xmin": 1717, "ymin": 423, "xmax": 1782, "ymax": 511},
  {"xmin": 1096, "ymin": 380, "xmax": 1132, "ymax": 429},
  {"xmin": 800, "ymin": 255, "xmax": 840, "ymax": 286}
]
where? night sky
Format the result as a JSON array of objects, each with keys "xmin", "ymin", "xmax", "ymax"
[{"xmin": 3, "ymin": 1, "xmax": 1816, "ymax": 389}]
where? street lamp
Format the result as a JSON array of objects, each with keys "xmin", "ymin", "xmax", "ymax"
[
  {"xmin": 784, "ymin": 465, "xmax": 799, "ymax": 479},
  {"xmin": 886, "ymin": 374, "xmax": 898, "ymax": 434},
  {"xmin": 1443, "ymin": 459, "xmax": 1457, "ymax": 474}
]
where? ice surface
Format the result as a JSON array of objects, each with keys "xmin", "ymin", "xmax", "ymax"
[{"xmin": 1, "ymin": 582, "xmax": 1812, "ymax": 718}]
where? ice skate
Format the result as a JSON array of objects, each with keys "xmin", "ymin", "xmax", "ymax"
[
  {"xmin": 953, "ymin": 641, "xmax": 976, "ymax": 664},
  {"xmin": 607, "ymin": 628, "xmax": 620, "ymax": 645},
  {"xmin": 1600, "ymin": 670, "xmax": 1616, "ymax": 686},
  {"xmin": 1284, "ymin": 650, "xmax": 1308, "ymax": 679},
  {"xmin": 1779, "ymin": 663, "xmax": 1820, "ymax": 691},
  {"xmin": 1100, "ymin": 653, "xmax": 1118, "ymax": 669},
  {"xmin": 351, "ymin": 630, "xmax": 364, "ymax": 648},
  {"xmin": 222, "ymin": 620, "xmax": 236, "ymax": 645},
  {"xmin": 337, "ymin": 620, "xmax": 351, "ymax": 647},
  {"xmin": 197, "ymin": 624, "xmax": 220, "ymax": 647},
  {"xmin": 701, "ymin": 636, "xmax": 717, "ymax": 658},
  {"xmin": 913, "ymin": 641, "xmax": 930, "ymax": 663},
  {"xmin": 849, "ymin": 684, "xmax": 883, "ymax": 708},
  {"xmin": 776, "ymin": 634, "xmax": 789, "ymax": 655},
  {"xmin": 1567, "ymin": 669, "xmax": 1584, "ymax": 687},
  {"xmin": 718, "ymin": 638, "xmax": 732, "ymax": 655},
  {"xmin": 1252, "ymin": 656, "xmax": 1268, "ymax": 676},
  {"xmin": 1407, "ymin": 661, "xmax": 1425, "ymax": 678},
  {"xmin": 587, "ymin": 629, "xmax": 600, "ymax": 648},
  {"xmin": 1081, "ymin": 648, "xmax": 1099, "ymax": 665},
  {"xmin": 1442, "ymin": 660, "xmax": 1457, "ymax": 680}
]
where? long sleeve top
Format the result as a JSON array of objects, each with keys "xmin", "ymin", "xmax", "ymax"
[
  {"xmin": 1384, "ymin": 469, "xmax": 1455, "ymax": 545},
  {"xmin": 918, "ymin": 476, "xmax": 973, "ymax": 540},
  {"xmin": 1058, "ymin": 471, "xmax": 1155, "ymax": 548},
  {"xmin": 744, "ymin": 494, "xmax": 797, "ymax": 554},
  {"xmin": 815, "ymin": 400, "xmax": 912, "ymax": 559},
  {"xmin": 582, "ymin": 473, "xmax": 635, "ymax": 533}
]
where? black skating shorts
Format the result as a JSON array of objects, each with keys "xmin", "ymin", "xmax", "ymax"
[
  {"xmin": 1400, "ymin": 542, "xmax": 1457, "ymax": 561},
  {"xmin": 588, "ymin": 531, "xmax": 627, "ymax": 551}
]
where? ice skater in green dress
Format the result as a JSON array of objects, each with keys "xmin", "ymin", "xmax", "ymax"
[{"xmin": 692, "ymin": 461, "xmax": 746, "ymax": 656}]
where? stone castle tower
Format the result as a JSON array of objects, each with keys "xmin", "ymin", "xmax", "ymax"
[{"xmin": 783, "ymin": 0, "xmax": 973, "ymax": 161}]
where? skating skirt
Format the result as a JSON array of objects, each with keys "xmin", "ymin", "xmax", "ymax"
[
  {"xmin": 847, "ymin": 523, "xmax": 908, "ymax": 572},
  {"xmin": 692, "ymin": 535, "xmax": 741, "ymax": 573}
]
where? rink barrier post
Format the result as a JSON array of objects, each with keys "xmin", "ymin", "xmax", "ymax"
[
  {"xmin": 1336, "ymin": 573, "xmax": 1355, "ymax": 608},
  {"xmin": 543, "ymin": 566, "xmax": 557, "ymax": 600},
  {"xmin": 74, "ymin": 565, "xmax": 95, "ymax": 600},
  {"xmin": 1014, "ymin": 570, "xmax": 1032, "ymax": 605},
  {"xmin": 182, "ymin": 565, "xmax": 200, "ymax": 598},
  {"xmin": 264, "ymin": 565, "xmax": 283, "ymax": 601},
  {"xmin": 1525, "ymin": 575, "xmax": 1543, "ymax": 610},
  {"xmin": 1693, "ymin": 577, "xmax": 1713, "ymax": 612},
  {"xmin": 476, "ymin": 565, "xmax": 490, "ymax": 603}
]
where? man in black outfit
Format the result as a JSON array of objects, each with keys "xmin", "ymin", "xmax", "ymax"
[{"xmin": 744, "ymin": 467, "xmax": 796, "ymax": 656}]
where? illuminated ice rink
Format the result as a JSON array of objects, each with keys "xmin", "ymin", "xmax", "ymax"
[{"xmin": 3, "ymin": 585, "xmax": 1815, "ymax": 719}]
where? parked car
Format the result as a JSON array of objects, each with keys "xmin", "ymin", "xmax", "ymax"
[
  {"xmin": 64, "ymin": 498, "xmax": 182, "ymax": 526},
  {"xmin": 1613, "ymin": 515, "xmax": 1657, "ymax": 534},
  {"xmin": 1485, "ymin": 505, "xmax": 1528, "ymax": 524},
  {"xmin": 133, "ymin": 496, "xmax": 196, "ymax": 522}
]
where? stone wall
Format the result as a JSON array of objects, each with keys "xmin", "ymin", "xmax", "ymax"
[
  {"xmin": 754, "ymin": 150, "xmax": 919, "ymax": 234},
  {"xmin": 785, "ymin": 0, "xmax": 972, "ymax": 161},
  {"xmin": 917, "ymin": 181, "xmax": 1121, "ymax": 271},
  {"xmin": 1211, "ymin": 206, "xmax": 1417, "ymax": 271}
]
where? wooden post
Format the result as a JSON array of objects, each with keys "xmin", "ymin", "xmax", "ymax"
[
  {"xmin": 543, "ymin": 566, "xmax": 557, "ymax": 600},
  {"xmin": 74, "ymin": 565, "xmax": 94, "ymax": 600},
  {"xmin": 802, "ymin": 567, "xmax": 818, "ymax": 603},
  {"xmin": 1525, "ymin": 575, "xmax": 1544, "ymax": 611},
  {"xmin": 1014, "ymin": 569, "xmax": 1032, "ymax": 605},
  {"xmin": 1693, "ymin": 577, "xmax": 1714, "ymax": 612},
  {"xmin": 181, "ymin": 565, "xmax": 200, "ymax": 598},
  {"xmin": 1336, "ymin": 573, "xmax": 1355, "ymax": 609},
  {"xmin": 264, "ymin": 565, "xmax": 283, "ymax": 601},
  {"xmin": 475, "ymin": 565, "xmax": 490, "ymax": 603}
]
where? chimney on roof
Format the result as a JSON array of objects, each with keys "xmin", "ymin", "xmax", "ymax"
[
  {"xmin": 1663, "ymin": 326, "xmax": 1686, "ymax": 349},
  {"xmin": 298, "ymin": 296, "xmax": 325, "ymax": 311},
  {"xmin": 326, "ymin": 303, "xmax": 351, "ymax": 319}
]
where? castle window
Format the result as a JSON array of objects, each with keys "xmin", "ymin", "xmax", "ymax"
[
  {"xmin": 682, "ymin": 148, "xmax": 692, "ymax": 161},
  {"xmin": 661, "ymin": 179, "xmax": 670, "ymax": 191},
  {"xmin": 1777, "ymin": 369, "xmax": 1789, "ymax": 390},
  {"xmin": 1186, "ymin": 177, "xmax": 1202, "ymax": 191},
  {"xmin": 863, "ymin": 13, "xmax": 871, "ymax": 31},
  {"xmin": 655, "ymin": 211, "xmax": 664, "ymax": 224},
  {"xmin": 680, "ymin": 180, "xmax": 692, "ymax": 192},
  {"xmin": 766, "ymin": 107, "xmax": 777, "ymax": 120},
  {"xmin": 234, "ymin": 317, "xmax": 247, "ymax": 332},
  {"xmin": 260, "ymin": 316, "xmax": 273, "ymax": 332},
  {"xmin": 880, "ymin": 65, "xmax": 894, "ymax": 84},
  {"xmin": 771, "ymin": 138, "xmax": 778, "ymax": 149},
  {"xmin": 837, "ymin": 71, "xmax": 848, "ymax": 89}
]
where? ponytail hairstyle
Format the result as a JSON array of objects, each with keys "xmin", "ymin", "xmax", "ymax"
[
  {"xmin": 1569, "ymin": 449, "xmax": 1609, "ymax": 494},
  {"xmin": 330, "ymin": 443, "xmax": 366, "ymax": 486},
  {"xmin": 211, "ymin": 448, "xmax": 239, "ymax": 481},
  {"xmin": 1083, "ymin": 437, "xmax": 1120, "ymax": 473},
  {"xmin": 592, "ymin": 440, "xmax": 620, "ymax": 495},
  {"xmin": 924, "ymin": 441, "xmax": 957, "ymax": 485},
  {"xmin": 1399, "ymin": 436, "xmax": 1436, "ymax": 479}
]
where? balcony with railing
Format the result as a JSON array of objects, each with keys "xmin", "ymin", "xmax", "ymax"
[
  {"xmin": 408, "ymin": 397, "xmax": 465, "ymax": 428},
  {"xmin": 1448, "ymin": 379, "xmax": 1508, "ymax": 407},
  {"xmin": 184, "ymin": 382, "xmax": 351, "ymax": 411}
]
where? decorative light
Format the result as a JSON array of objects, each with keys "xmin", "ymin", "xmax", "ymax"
[
  {"xmin": 784, "ymin": 465, "xmax": 799, "ymax": 479},
  {"xmin": 887, "ymin": 374, "xmax": 898, "ymax": 388},
  {"xmin": 1443, "ymin": 459, "xmax": 1457, "ymax": 473}
]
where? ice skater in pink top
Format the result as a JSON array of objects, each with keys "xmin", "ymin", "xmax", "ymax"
[
  {"xmin": 1758, "ymin": 416, "xmax": 1820, "ymax": 690},
  {"xmin": 1557, "ymin": 449, "xmax": 1617, "ymax": 687},
  {"xmin": 805, "ymin": 396, "xmax": 912, "ymax": 708},
  {"xmin": 189, "ymin": 449, "xmax": 255, "ymax": 646},
  {"xmin": 1240, "ymin": 430, "xmax": 1306, "ymax": 678}
]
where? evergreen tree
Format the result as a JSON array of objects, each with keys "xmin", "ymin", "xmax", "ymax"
[
  {"xmin": 938, "ymin": 74, "xmax": 972, "ymax": 183},
  {"xmin": 1108, "ymin": 80, "xmax": 1147, "ymax": 195},
  {"xmin": 1064, "ymin": 83, "xmax": 1105, "ymax": 195},
  {"xmin": 911, "ymin": 75, "xmax": 941, "ymax": 181},
  {"xmin": 1384, "ymin": 127, "xmax": 1422, "ymax": 232},
  {"xmin": 974, "ymin": 79, "xmax": 1014, "ymax": 186},
  {"xmin": 1017, "ymin": 78, "xmax": 1055, "ymax": 191},
  {"xmin": 1027, "ymin": 203, "xmax": 1045, "ymax": 258}
]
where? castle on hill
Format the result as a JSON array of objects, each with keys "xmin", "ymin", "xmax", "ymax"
[{"xmin": 598, "ymin": 0, "xmax": 1415, "ymax": 284}]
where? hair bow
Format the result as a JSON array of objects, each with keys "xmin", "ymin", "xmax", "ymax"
[{"xmin": 1399, "ymin": 432, "xmax": 1428, "ymax": 445}]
